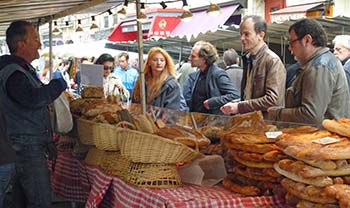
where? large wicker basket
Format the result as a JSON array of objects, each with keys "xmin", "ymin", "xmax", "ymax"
[
  {"xmin": 118, "ymin": 128, "xmax": 199, "ymax": 164},
  {"xmin": 124, "ymin": 163, "xmax": 181, "ymax": 188},
  {"xmin": 101, "ymin": 151, "xmax": 181, "ymax": 188},
  {"xmin": 84, "ymin": 147, "xmax": 105, "ymax": 167},
  {"xmin": 77, "ymin": 118, "xmax": 97, "ymax": 145},
  {"xmin": 78, "ymin": 119, "xmax": 136, "ymax": 151}
]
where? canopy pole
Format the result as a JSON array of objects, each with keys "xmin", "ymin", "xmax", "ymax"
[
  {"xmin": 49, "ymin": 19, "xmax": 53, "ymax": 80},
  {"xmin": 136, "ymin": 0, "xmax": 146, "ymax": 114}
]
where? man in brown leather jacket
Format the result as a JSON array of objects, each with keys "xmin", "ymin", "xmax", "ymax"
[{"xmin": 221, "ymin": 15, "xmax": 286, "ymax": 117}]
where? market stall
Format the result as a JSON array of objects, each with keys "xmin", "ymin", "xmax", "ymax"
[{"xmin": 50, "ymin": 150, "xmax": 286, "ymax": 208}]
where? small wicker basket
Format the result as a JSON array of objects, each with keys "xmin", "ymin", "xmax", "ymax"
[
  {"xmin": 118, "ymin": 128, "xmax": 199, "ymax": 164},
  {"xmin": 84, "ymin": 147, "xmax": 105, "ymax": 167}
]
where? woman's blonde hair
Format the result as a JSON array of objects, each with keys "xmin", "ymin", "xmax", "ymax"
[{"xmin": 133, "ymin": 47, "xmax": 175, "ymax": 104}]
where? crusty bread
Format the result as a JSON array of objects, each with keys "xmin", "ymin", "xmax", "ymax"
[
  {"xmin": 283, "ymin": 146, "xmax": 337, "ymax": 170},
  {"xmin": 296, "ymin": 200, "xmax": 339, "ymax": 208},
  {"xmin": 278, "ymin": 159, "xmax": 350, "ymax": 178},
  {"xmin": 281, "ymin": 178, "xmax": 337, "ymax": 204},
  {"xmin": 324, "ymin": 184, "xmax": 350, "ymax": 208},
  {"xmin": 222, "ymin": 177, "xmax": 261, "ymax": 196},
  {"xmin": 234, "ymin": 166, "xmax": 281, "ymax": 182},
  {"xmin": 230, "ymin": 150, "xmax": 274, "ymax": 168},
  {"xmin": 81, "ymin": 86, "xmax": 104, "ymax": 98},
  {"xmin": 224, "ymin": 142, "xmax": 280, "ymax": 154},
  {"xmin": 322, "ymin": 118, "xmax": 350, "ymax": 138},
  {"xmin": 273, "ymin": 163, "xmax": 333, "ymax": 187}
]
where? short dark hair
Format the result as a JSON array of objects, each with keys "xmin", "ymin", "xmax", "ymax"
[
  {"xmin": 118, "ymin": 52, "xmax": 129, "ymax": 61},
  {"xmin": 6, "ymin": 20, "xmax": 33, "ymax": 54},
  {"xmin": 223, "ymin": 49, "xmax": 240, "ymax": 66},
  {"xmin": 194, "ymin": 41, "xmax": 219, "ymax": 65},
  {"xmin": 94, "ymin": 53, "xmax": 115, "ymax": 65},
  {"xmin": 242, "ymin": 15, "xmax": 267, "ymax": 37},
  {"xmin": 289, "ymin": 18, "xmax": 327, "ymax": 47}
]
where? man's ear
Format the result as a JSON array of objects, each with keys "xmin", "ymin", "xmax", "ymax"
[
  {"xmin": 304, "ymin": 34, "xmax": 313, "ymax": 46},
  {"xmin": 258, "ymin": 31, "xmax": 265, "ymax": 41}
]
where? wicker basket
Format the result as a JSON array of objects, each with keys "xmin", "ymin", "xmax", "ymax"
[
  {"xmin": 96, "ymin": 150, "xmax": 182, "ymax": 188},
  {"xmin": 118, "ymin": 128, "xmax": 199, "ymax": 164},
  {"xmin": 125, "ymin": 163, "xmax": 181, "ymax": 188},
  {"xmin": 78, "ymin": 119, "xmax": 136, "ymax": 151},
  {"xmin": 77, "ymin": 118, "xmax": 97, "ymax": 145},
  {"xmin": 99, "ymin": 151, "xmax": 129, "ymax": 177},
  {"xmin": 84, "ymin": 147, "xmax": 105, "ymax": 166}
]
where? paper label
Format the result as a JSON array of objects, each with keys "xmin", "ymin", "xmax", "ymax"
[
  {"xmin": 312, "ymin": 137, "xmax": 340, "ymax": 145},
  {"xmin": 265, "ymin": 131, "xmax": 283, "ymax": 139}
]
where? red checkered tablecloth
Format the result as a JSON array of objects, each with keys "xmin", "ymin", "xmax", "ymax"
[{"xmin": 51, "ymin": 151, "xmax": 286, "ymax": 208}]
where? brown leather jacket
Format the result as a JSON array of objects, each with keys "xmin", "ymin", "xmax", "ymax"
[{"xmin": 238, "ymin": 43, "xmax": 286, "ymax": 117}]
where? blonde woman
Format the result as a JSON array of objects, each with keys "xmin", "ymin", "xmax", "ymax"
[{"xmin": 132, "ymin": 47, "xmax": 183, "ymax": 110}]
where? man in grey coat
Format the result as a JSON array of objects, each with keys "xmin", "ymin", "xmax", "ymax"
[{"xmin": 268, "ymin": 19, "xmax": 350, "ymax": 127}]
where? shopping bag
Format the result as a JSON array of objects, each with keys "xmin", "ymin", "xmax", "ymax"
[{"xmin": 52, "ymin": 92, "xmax": 73, "ymax": 134}]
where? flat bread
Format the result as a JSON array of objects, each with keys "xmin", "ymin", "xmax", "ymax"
[
  {"xmin": 224, "ymin": 142, "xmax": 280, "ymax": 154},
  {"xmin": 273, "ymin": 163, "xmax": 333, "ymax": 187},
  {"xmin": 324, "ymin": 184, "xmax": 350, "ymax": 208},
  {"xmin": 278, "ymin": 159, "xmax": 350, "ymax": 178},
  {"xmin": 322, "ymin": 118, "xmax": 350, "ymax": 138},
  {"xmin": 281, "ymin": 178, "xmax": 337, "ymax": 204},
  {"xmin": 230, "ymin": 150, "xmax": 274, "ymax": 168}
]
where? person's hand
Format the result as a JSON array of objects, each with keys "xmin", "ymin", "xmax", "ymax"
[
  {"xmin": 45, "ymin": 143, "xmax": 57, "ymax": 161},
  {"xmin": 52, "ymin": 70, "xmax": 63, "ymax": 80},
  {"xmin": 203, "ymin": 100, "xmax": 209, "ymax": 109},
  {"xmin": 220, "ymin": 102, "xmax": 239, "ymax": 115}
]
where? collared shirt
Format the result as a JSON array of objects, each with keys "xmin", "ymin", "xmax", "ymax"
[{"xmin": 113, "ymin": 65, "xmax": 139, "ymax": 96}]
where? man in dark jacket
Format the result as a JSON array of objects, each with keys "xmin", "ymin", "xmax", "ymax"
[
  {"xmin": 188, "ymin": 41, "xmax": 239, "ymax": 114},
  {"xmin": 0, "ymin": 20, "xmax": 67, "ymax": 207},
  {"xmin": 0, "ymin": 111, "xmax": 15, "ymax": 208}
]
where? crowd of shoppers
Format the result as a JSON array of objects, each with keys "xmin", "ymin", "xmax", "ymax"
[{"xmin": 1, "ymin": 12, "xmax": 350, "ymax": 207}]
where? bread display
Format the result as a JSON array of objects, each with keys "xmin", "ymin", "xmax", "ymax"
[
  {"xmin": 81, "ymin": 86, "xmax": 104, "ymax": 98},
  {"xmin": 323, "ymin": 118, "xmax": 350, "ymax": 137},
  {"xmin": 274, "ymin": 117, "xmax": 350, "ymax": 208}
]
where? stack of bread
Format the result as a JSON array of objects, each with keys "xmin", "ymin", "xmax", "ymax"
[
  {"xmin": 274, "ymin": 118, "xmax": 350, "ymax": 208},
  {"xmin": 219, "ymin": 111, "xmax": 286, "ymax": 196}
]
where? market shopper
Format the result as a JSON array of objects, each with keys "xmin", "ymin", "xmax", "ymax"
[
  {"xmin": 333, "ymin": 35, "xmax": 350, "ymax": 90},
  {"xmin": 220, "ymin": 15, "xmax": 286, "ymax": 117},
  {"xmin": 188, "ymin": 41, "xmax": 240, "ymax": 114},
  {"xmin": 268, "ymin": 18, "xmax": 350, "ymax": 126},
  {"xmin": 223, "ymin": 48, "xmax": 243, "ymax": 96},
  {"xmin": 132, "ymin": 47, "xmax": 184, "ymax": 110},
  {"xmin": 113, "ymin": 52, "xmax": 139, "ymax": 97},
  {"xmin": 95, "ymin": 53, "xmax": 129, "ymax": 101},
  {"xmin": 0, "ymin": 20, "xmax": 67, "ymax": 207}
]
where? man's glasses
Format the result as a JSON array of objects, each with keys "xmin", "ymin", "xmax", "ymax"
[
  {"xmin": 288, "ymin": 37, "xmax": 302, "ymax": 46},
  {"xmin": 104, "ymin": 66, "xmax": 114, "ymax": 70}
]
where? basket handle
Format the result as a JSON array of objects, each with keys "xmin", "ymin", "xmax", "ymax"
[{"xmin": 116, "ymin": 121, "xmax": 136, "ymax": 130}]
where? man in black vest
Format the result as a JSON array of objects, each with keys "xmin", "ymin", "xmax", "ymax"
[{"xmin": 0, "ymin": 20, "xmax": 66, "ymax": 207}]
